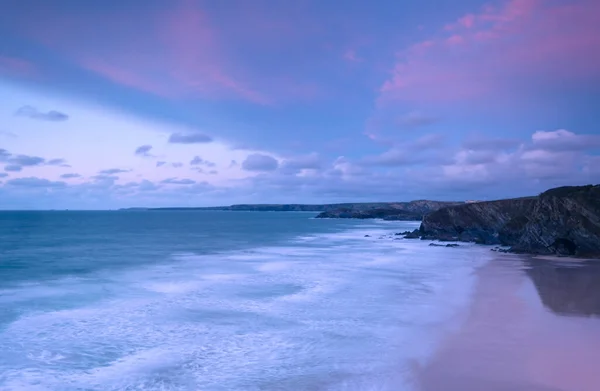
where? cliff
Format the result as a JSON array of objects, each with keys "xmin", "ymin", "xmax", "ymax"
[
  {"xmin": 123, "ymin": 201, "xmax": 460, "ymax": 214},
  {"xmin": 122, "ymin": 203, "xmax": 395, "ymax": 212},
  {"xmin": 315, "ymin": 200, "xmax": 462, "ymax": 220},
  {"xmin": 414, "ymin": 185, "xmax": 600, "ymax": 257}
]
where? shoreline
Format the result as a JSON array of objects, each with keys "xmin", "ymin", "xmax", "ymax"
[{"xmin": 415, "ymin": 254, "xmax": 600, "ymax": 391}]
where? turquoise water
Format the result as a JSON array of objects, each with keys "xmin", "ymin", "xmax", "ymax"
[{"xmin": 0, "ymin": 211, "xmax": 489, "ymax": 390}]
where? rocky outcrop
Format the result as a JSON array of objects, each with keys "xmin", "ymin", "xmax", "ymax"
[
  {"xmin": 315, "ymin": 200, "xmax": 462, "ymax": 220},
  {"xmin": 412, "ymin": 185, "xmax": 600, "ymax": 257}
]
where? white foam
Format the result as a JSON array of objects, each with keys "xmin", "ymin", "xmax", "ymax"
[{"xmin": 0, "ymin": 221, "xmax": 490, "ymax": 391}]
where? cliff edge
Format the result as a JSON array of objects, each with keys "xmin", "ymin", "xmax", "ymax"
[
  {"xmin": 315, "ymin": 200, "xmax": 462, "ymax": 220},
  {"xmin": 415, "ymin": 185, "xmax": 600, "ymax": 257}
]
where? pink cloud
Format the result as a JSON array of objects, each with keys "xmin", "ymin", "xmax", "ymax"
[
  {"xmin": 0, "ymin": 56, "xmax": 37, "ymax": 78},
  {"xmin": 80, "ymin": 59, "xmax": 169, "ymax": 97},
  {"xmin": 17, "ymin": 0, "xmax": 269, "ymax": 104},
  {"xmin": 380, "ymin": 0, "xmax": 600, "ymax": 105},
  {"xmin": 343, "ymin": 49, "xmax": 363, "ymax": 62}
]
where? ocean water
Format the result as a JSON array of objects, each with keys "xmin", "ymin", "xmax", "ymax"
[{"xmin": 0, "ymin": 211, "xmax": 490, "ymax": 391}]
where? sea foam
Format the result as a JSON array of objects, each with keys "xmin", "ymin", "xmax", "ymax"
[{"xmin": 0, "ymin": 220, "xmax": 490, "ymax": 391}]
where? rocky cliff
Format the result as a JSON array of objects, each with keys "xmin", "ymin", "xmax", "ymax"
[
  {"xmin": 414, "ymin": 185, "xmax": 600, "ymax": 257},
  {"xmin": 135, "ymin": 202, "xmax": 413, "ymax": 212},
  {"xmin": 315, "ymin": 200, "xmax": 462, "ymax": 220}
]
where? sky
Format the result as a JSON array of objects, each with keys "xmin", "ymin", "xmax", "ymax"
[{"xmin": 0, "ymin": 0, "xmax": 599, "ymax": 209}]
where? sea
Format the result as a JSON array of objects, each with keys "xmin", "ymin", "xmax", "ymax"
[{"xmin": 0, "ymin": 211, "xmax": 492, "ymax": 391}]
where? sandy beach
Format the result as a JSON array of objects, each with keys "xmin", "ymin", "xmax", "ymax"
[{"xmin": 416, "ymin": 255, "xmax": 600, "ymax": 391}]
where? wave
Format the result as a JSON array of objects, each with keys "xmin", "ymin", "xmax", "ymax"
[{"xmin": 0, "ymin": 221, "xmax": 490, "ymax": 391}]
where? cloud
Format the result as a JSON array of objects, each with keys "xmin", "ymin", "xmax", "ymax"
[
  {"xmin": 8, "ymin": 155, "xmax": 45, "ymax": 166},
  {"xmin": 46, "ymin": 158, "xmax": 70, "ymax": 167},
  {"xmin": 0, "ymin": 173, "xmax": 8, "ymax": 178},
  {"xmin": 118, "ymin": 179, "xmax": 160, "ymax": 192},
  {"xmin": 60, "ymin": 173, "xmax": 81, "ymax": 179},
  {"xmin": 0, "ymin": 150, "xmax": 68, "ymax": 169},
  {"xmin": 0, "ymin": 128, "xmax": 597, "ymax": 208},
  {"xmin": 190, "ymin": 156, "xmax": 216, "ymax": 167},
  {"xmin": 242, "ymin": 153, "xmax": 279, "ymax": 171},
  {"xmin": 397, "ymin": 111, "xmax": 439, "ymax": 128},
  {"xmin": 4, "ymin": 164, "xmax": 22, "ymax": 172},
  {"xmin": 530, "ymin": 130, "xmax": 600, "ymax": 152},
  {"xmin": 362, "ymin": 134, "xmax": 446, "ymax": 166},
  {"xmin": 0, "ymin": 149, "xmax": 10, "ymax": 161},
  {"xmin": 99, "ymin": 168, "xmax": 129, "ymax": 175},
  {"xmin": 434, "ymin": 129, "xmax": 600, "ymax": 192},
  {"xmin": 462, "ymin": 136, "xmax": 521, "ymax": 151},
  {"xmin": 379, "ymin": 0, "xmax": 600, "ymax": 105},
  {"xmin": 134, "ymin": 144, "xmax": 153, "ymax": 156},
  {"xmin": 6, "ymin": 177, "xmax": 66, "ymax": 188},
  {"xmin": 280, "ymin": 153, "xmax": 322, "ymax": 173},
  {"xmin": 171, "ymin": 162, "xmax": 183, "ymax": 168},
  {"xmin": 156, "ymin": 161, "xmax": 166, "ymax": 167},
  {"xmin": 161, "ymin": 178, "xmax": 196, "ymax": 185},
  {"xmin": 168, "ymin": 132, "xmax": 213, "ymax": 144},
  {"xmin": 15, "ymin": 105, "xmax": 69, "ymax": 121},
  {"xmin": 90, "ymin": 174, "xmax": 120, "ymax": 187},
  {"xmin": 0, "ymin": 56, "xmax": 37, "ymax": 78},
  {"xmin": 343, "ymin": 49, "xmax": 363, "ymax": 62}
]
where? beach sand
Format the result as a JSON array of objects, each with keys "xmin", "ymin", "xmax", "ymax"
[{"xmin": 416, "ymin": 255, "xmax": 600, "ymax": 391}]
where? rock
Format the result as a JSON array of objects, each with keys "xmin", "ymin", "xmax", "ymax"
[
  {"xmin": 364, "ymin": 235, "xmax": 371, "ymax": 237},
  {"xmin": 315, "ymin": 201, "xmax": 462, "ymax": 220},
  {"xmin": 404, "ymin": 229, "xmax": 421, "ymax": 239},
  {"xmin": 429, "ymin": 243, "xmax": 460, "ymax": 248},
  {"xmin": 419, "ymin": 185, "xmax": 600, "ymax": 258}
]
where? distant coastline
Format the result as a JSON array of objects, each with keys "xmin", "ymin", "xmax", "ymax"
[{"xmin": 119, "ymin": 201, "xmax": 462, "ymax": 214}]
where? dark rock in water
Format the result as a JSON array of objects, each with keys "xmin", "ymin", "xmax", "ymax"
[
  {"xmin": 395, "ymin": 231, "xmax": 412, "ymax": 236},
  {"xmin": 404, "ymin": 229, "xmax": 421, "ymax": 239},
  {"xmin": 420, "ymin": 185, "xmax": 600, "ymax": 257},
  {"xmin": 429, "ymin": 243, "xmax": 460, "ymax": 247},
  {"xmin": 364, "ymin": 234, "xmax": 371, "ymax": 237}
]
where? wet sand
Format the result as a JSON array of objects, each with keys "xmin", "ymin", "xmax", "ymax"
[{"xmin": 416, "ymin": 255, "xmax": 600, "ymax": 391}]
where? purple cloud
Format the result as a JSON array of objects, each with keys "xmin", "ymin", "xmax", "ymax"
[
  {"xmin": 6, "ymin": 177, "xmax": 66, "ymax": 188},
  {"xmin": 60, "ymin": 173, "xmax": 81, "ymax": 179},
  {"xmin": 190, "ymin": 156, "xmax": 216, "ymax": 167},
  {"xmin": 4, "ymin": 164, "xmax": 22, "ymax": 172},
  {"xmin": 9, "ymin": 155, "xmax": 45, "ymax": 166},
  {"xmin": 168, "ymin": 132, "xmax": 213, "ymax": 144},
  {"xmin": 15, "ymin": 105, "xmax": 69, "ymax": 122},
  {"xmin": 242, "ymin": 153, "xmax": 279, "ymax": 172},
  {"xmin": 46, "ymin": 158, "xmax": 69, "ymax": 167},
  {"xmin": 99, "ymin": 168, "xmax": 129, "ymax": 175},
  {"xmin": 161, "ymin": 178, "xmax": 196, "ymax": 185},
  {"xmin": 135, "ymin": 145, "xmax": 153, "ymax": 156}
]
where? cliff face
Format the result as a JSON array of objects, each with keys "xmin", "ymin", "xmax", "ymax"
[
  {"xmin": 315, "ymin": 200, "xmax": 462, "ymax": 220},
  {"xmin": 419, "ymin": 185, "xmax": 600, "ymax": 257}
]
